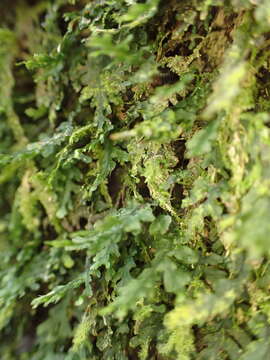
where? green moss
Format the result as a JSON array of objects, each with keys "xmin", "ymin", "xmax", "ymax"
[{"xmin": 1, "ymin": 0, "xmax": 270, "ymax": 359}]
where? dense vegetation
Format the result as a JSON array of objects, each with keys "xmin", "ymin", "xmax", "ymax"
[{"xmin": 1, "ymin": 0, "xmax": 270, "ymax": 359}]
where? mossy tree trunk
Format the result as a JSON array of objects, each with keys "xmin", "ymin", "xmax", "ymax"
[{"xmin": 1, "ymin": 1, "xmax": 270, "ymax": 359}]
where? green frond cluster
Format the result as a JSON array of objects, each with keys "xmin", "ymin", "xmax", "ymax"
[{"xmin": 1, "ymin": 0, "xmax": 270, "ymax": 359}]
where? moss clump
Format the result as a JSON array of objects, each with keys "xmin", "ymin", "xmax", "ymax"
[{"xmin": 1, "ymin": 0, "xmax": 270, "ymax": 359}]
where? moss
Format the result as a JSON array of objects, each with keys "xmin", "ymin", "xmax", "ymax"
[{"xmin": 1, "ymin": 0, "xmax": 270, "ymax": 359}]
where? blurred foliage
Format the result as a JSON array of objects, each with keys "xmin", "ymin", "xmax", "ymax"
[{"xmin": 1, "ymin": 0, "xmax": 270, "ymax": 359}]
